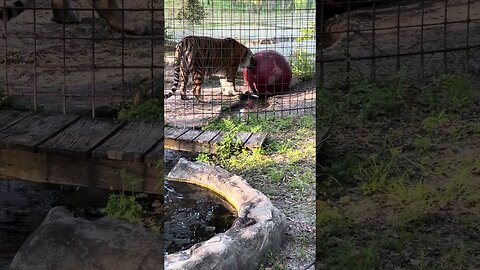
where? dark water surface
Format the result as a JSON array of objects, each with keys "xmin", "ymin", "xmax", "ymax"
[
  {"xmin": 0, "ymin": 180, "xmax": 110, "ymax": 269},
  {"xmin": 164, "ymin": 149, "xmax": 236, "ymax": 254},
  {"xmin": 0, "ymin": 151, "xmax": 235, "ymax": 267},
  {"xmin": 164, "ymin": 181, "xmax": 236, "ymax": 254}
]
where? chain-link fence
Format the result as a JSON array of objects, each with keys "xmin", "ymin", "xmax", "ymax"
[
  {"xmin": 317, "ymin": 0, "xmax": 480, "ymax": 86},
  {"xmin": 0, "ymin": 0, "xmax": 164, "ymax": 118},
  {"xmin": 164, "ymin": 0, "xmax": 316, "ymax": 128}
]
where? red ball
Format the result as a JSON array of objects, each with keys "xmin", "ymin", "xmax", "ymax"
[{"xmin": 243, "ymin": 50, "xmax": 292, "ymax": 95}]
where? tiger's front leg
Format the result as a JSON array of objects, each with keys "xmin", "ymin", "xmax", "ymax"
[
  {"xmin": 220, "ymin": 77, "xmax": 241, "ymax": 96},
  {"xmin": 92, "ymin": 0, "xmax": 150, "ymax": 35}
]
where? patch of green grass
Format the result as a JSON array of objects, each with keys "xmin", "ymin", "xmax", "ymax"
[
  {"xmin": 317, "ymin": 206, "xmax": 351, "ymax": 230},
  {"xmin": 437, "ymin": 246, "xmax": 469, "ymax": 270},
  {"xmin": 203, "ymin": 117, "xmax": 262, "ymax": 133},
  {"xmin": 117, "ymin": 98, "xmax": 163, "ymax": 121},
  {"xmin": 421, "ymin": 110, "xmax": 450, "ymax": 131},
  {"xmin": 0, "ymin": 51, "xmax": 24, "ymax": 64},
  {"xmin": 392, "ymin": 199, "xmax": 434, "ymax": 228},
  {"xmin": 0, "ymin": 83, "xmax": 29, "ymax": 111},
  {"xmin": 361, "ymin": 77, "xmax": 406, "ymax": 119},
  {"xmin": 424, "ymin": 73, "xmax": 476, "ymax": 113},
  {"xmin": 387, "ymin": 178, "xmax": 434, "ymax": 204},
  {"xmin": 413, "ymin": 135, "xmax": 433, "ymax": 153},
  {"xmin": 291, "ymin": 49, "xmax": 315, "ymax": 81},
  {"xmin": 101, "ymin": 169, "xmax": 144, "ymax": 224},
  {"xmin": 335, "ymin": 241, "xmax": 380, "ymax": 270},
  {"xmin": 359, "ymin": 154, "xmax": 397, "ymax": 195},
  {"xmin": 196, "ymin": 152, "xmax": 210, "ymax": 163}
]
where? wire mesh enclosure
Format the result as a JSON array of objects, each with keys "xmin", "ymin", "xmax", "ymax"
[
  {"xmin": 164, "ymin": 0, "xmax": 316, "ymax": 127},
  {"xmin": 0, "ymin": 0, "xmax": 164, "ymax": 117},
  {"xmin": 317, "ymin": 0, "xmax": 480, "ymax": 86}
]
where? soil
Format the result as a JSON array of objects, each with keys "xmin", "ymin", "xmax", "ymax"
[
  {"xmin": 0, "ymin": 0, "xmax": 164, "ymax": 115},
  {"xmin": 320, "ymin": 0, "xmax": 480, "ymax": 82}
]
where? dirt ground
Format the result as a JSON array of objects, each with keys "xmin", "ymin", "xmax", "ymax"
[
  {"xmin": 317, "ymin": 0, "xmax": 480, "ymax": 269},
  {"xmin": 320, "ymin": 0, "xmax": 480, "ymax": 82},
  {"xmin": 0, "ymin": 0, "xmax": 164, "ymax": 115}
]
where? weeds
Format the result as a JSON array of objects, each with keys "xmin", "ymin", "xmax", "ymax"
[
  {"xmin": 117, "ymin": 98, "xmax": 163, "ymax": 121},
  {"xmin": 317, "ymin": 72, "xmax": 480, "ymax": 268},
  {"xmin": 291, "ymin": 49, "xmax": 314, "ymax": 81},
  {"xmin": 101, "ymin": 169, "xmax": 144, "ymax": 224},
  {"xmin": 424, "ymin": 73, "xmax": 476, "ymax": 112},
  {"xmin": 359, "ymin": 154, "xmax": 397, "ymax": 195}
]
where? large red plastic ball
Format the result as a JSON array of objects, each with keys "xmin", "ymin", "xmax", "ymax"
[{"xmin": 243, "ymin": 50, "xmax": 292, "ymax": 95}]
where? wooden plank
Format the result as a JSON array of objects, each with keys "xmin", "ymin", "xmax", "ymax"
[
  {"xmin": 92, "ymin": 121, "xmax": 163, "ymax": 162},
  {"xmin": 194, "ymin": 130, "xmax": 220, "ymax": 153},
  {"xmin": 0, "ymin": 149, "xmax": 162, "ymax": 195},
  {"xmin": 209, "ymin": 132, "xmax": 226, "ymax": 154},
  {"xmin": 164, "ymin": 127, "xmax": 189, "ymax": 150},
  {"xmin": 38, "ymin": 118, "xmax": 125, "ymax": 158},
  {"xmin": 177, "ymin": 129, "xmax": 202, "ymax": 142},
  {"xmin": 0, "ymin": 110, "xmax": 32, "ymax": 131},
  {"xmin": 165, "ymin": 127, "xmax": 189, "ymax": 139},
  {"xmin": 244, "ymin": 132, "xmax": 268, "ymax": 149},
  {"xmin": 176, "ymin": 129, "xmax": 203, "ymax": 152},
  {"xmin": 145, "ymin": 140, "xmax": 164, "ymax": 165},
  {"xmin": 237, "ymin": 132, "xmax": 252, "ymax": 146},
  {"xmin": 0, "ymin": 113, "xmax": 79, "ymax": 151}
]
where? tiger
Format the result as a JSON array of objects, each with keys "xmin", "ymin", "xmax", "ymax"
[
  {"xmin": 0, "ymin": 0, "xmax": 150, "ymax": 35},
  {"xmin": 165, "ymin": 36, "xmax": 255, "ymax": 102}
]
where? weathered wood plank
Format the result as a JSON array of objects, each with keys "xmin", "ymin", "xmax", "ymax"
[
  {"xmin": 194, "ymin": 130, "xmax": 220, "ymax": 153},
  {"xmin": 208, "ymin": 132, "xmax": 226, "ymax": 154},
  {"xmin": 0, "ymin": 110, "xmax": 32, "ymax": 132},
  {"xmin": 165, "ymin": 127, "xmax": 189, "ymax": 139},
  {"xmin": 164, "ymin": 127, "xmax": 189, "ymax": 150},
  {"xmin": 0, "ymin": 149, "xmax": 162, "ymax": 195},
  {"xmin": 145, "ymin": 140, "xmax": 164, "ymax": 165},
  {"xmin": 0, "ymin": 113, "xmax": 79, "ymax": 151},
  {"xmin": 92, "ymin": 121, "xmax": 163, "ymax": 162},
  {"xmin": 244, "ymin": 132, "xmax": 268, "ymax": 149},
  {"xmin": 237, "ymin": 132, "xmax": 252, "ymax": 146},
  {"xmin": 175, "ymin": 129, "xmax": 203, "ymax": 152},
  {"xmin": 38, "ymin": 118, "xmax": 125, "ymax": 158},
  {"xmin": 177, "ymin": 129, "xmax": 203, "ymax": 142}
]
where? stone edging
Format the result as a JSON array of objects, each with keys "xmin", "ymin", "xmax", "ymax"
[{"xmin": 165, "ymin": 158, "xmax": 287, "ymax": 270}]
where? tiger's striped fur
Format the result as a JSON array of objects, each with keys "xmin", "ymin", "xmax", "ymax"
[
  {"xmin": 0, "ymin": 0, "xmax": 150, "ymax": 35},
  {"xmin": 165, "ymin": 36, "xmax": 254, "ymax": 102}
]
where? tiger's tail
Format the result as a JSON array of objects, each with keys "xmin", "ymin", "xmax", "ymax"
[
  {"xmin": 165, "ymin": 40, "xmax": 184, "ymax": 99},
  {"xmin": 0, "ymin": 0, "xmax": 33, "ymax": 21}
]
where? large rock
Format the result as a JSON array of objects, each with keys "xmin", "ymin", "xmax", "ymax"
[
  {"xmin": 9, "ymin": 206, "xmax": 163, "ymax": 270},
  {"xmin": 165, "ymin": 158, "xmax": 287, "ymax": 270}
]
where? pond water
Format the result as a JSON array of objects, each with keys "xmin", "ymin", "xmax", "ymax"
[
  {"xmin": 164, "ymin": 150, "xmax": 237, "ymax": 254},
  {"xmin": 164, "ymin": 181, "xmax": 236, "ymax": 254},
  {"xmin": 0, "ymin": 151, "xmax": 236, "ymax": 267},
  {"xmin": 0, "ymin": 180, "xmax": 111, "ymax": 269}
]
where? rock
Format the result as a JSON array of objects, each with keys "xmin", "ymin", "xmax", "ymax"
[
  {"xmin": 9, "ymin": 206, "xmax": 163, "ymax": 270},
  {"xmin": 165, "ymin": 158, "xmax": 287, "ymax": 270}
]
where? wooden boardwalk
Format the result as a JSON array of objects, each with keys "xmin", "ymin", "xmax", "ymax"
[
  {"xmin": 0, "ymin": 110, "xmax": 163, "ymax": 194},
  {"xmin": 164, "ymin": 127, "xmax": 268, "ymax": 153}
]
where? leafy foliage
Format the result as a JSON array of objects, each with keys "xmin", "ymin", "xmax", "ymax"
[
  {"xmin": 176, "ymin": 0, "xmax": 206, "ymax": 24},
  {"xmin": 101, "ymin": 169, "xmax": 144, "ymax": 224},
  {"xmin": 118, "ymin": 98, "xmax": 163, "ymax": 121}
]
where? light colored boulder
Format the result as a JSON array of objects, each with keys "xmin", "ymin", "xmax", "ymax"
[
  {"xmin": 9, "ymin": 206, "xmax": 163, "ymax": 270},
  {"xmin": 165, "ymin": 158, "xmax": 287, "ymax": 270}
]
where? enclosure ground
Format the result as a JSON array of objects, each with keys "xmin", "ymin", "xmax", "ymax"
[
  {"xmin": 317, "ymin": 74, "xmax": 480, "ymax": 269},
  {"xmin": 201, "ymin": 111, "xmax": 316, "ymax": 270},
  {"xmin": 0, "ymin": 0, "xmax": 163, "ymax": 114}
]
